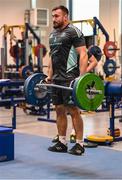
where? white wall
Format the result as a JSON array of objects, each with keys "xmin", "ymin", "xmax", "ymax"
[
  {"xmin": 0, "ymin": 0, "xmax": 30, "ymax": 25},
  {"xmin": 72, "ymin": 0, "xmax": 99, "ymax": 36},
  {"xmin": 99, "ymin": 0, "xmax": 120, "ymax": 44}
]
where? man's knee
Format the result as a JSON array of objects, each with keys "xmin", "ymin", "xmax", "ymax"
[
  {"xmin": 55, "ymin": 105, "xmax": 67, "ymax": 116},
  {"xmin": 66, "ymin": 106, "xmax": 81, "ymax": 117}
]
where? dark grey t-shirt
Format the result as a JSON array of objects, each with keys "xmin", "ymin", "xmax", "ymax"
[{"xmin": 49, "ymin": 24, "xmax": 86, "ymax": 81}]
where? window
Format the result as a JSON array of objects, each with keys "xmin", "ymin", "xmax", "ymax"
[{"xmin": 72, "ymin": 0, "xmax": 99, "ymax": 36}]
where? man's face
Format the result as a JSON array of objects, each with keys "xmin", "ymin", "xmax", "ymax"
[{"xmin": 52, "ymin": 9, "xmax": 67, "ymax": 29}]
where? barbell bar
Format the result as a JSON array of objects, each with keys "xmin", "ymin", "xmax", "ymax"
[
  {"xmin": 24, "ymin": 73, "xmax": 105, "ymax": 111},
  {"xmin": 36, "ymin": 83, "xmax": 73, "ymax": 91},
  {"xmin": 36, "ymin": 83, "xmax": 103, "ymax": 95}
]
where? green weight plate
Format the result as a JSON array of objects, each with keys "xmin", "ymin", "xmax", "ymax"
[{"xmin": 73, "ymin": 73, "xmax": 104, "ymax": 111}]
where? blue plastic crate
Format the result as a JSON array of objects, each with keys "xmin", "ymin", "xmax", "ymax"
[{"xmin": 0, "ymin": 126, "xmax": 14, "ymax": 162}]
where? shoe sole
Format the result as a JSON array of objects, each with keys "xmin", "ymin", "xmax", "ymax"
[
  {"xmin": 48, "ymin": 149, "xmax": 67, "ymax": 153},
  {"xmin": 68, "ymin": 152, "xmax": 84, "ymax": 155},
  {"xmin": 68, "ymin": 150, "xmax": 85, "ymax": 156}
]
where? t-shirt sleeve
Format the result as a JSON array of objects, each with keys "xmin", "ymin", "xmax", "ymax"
[{"xmin": 71, "ymin": 27, "xmax": 86, "ymax": 48}]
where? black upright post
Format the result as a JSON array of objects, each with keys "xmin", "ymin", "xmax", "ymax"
[{"xmin": 68, "ymin": 0, "xmax": 73, "ymax": 20}]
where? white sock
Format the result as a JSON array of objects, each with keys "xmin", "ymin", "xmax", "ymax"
[
  {"xmin": 76, "ymin": 139, "xmax": 84, "ymax": 146},
  {"xmin": 71, "ymin": 129, "xmax": 76, "ymax": 135},
  {"xmin": 59, "ymin": 136, "xmax": 67, "ymax": 145}
]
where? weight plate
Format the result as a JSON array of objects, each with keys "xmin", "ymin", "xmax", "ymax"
[
  {"xmin": 103, "ymin": 41, "xmax": 117, "ymax": 58},
  {"xmin": 83, "ymin": 142, "xmax": 98, "ymax": 148},
  {"xmin": 103, "ymin": 59, "xmax": 116, "ymax": 76},
  {"xmin": 19, "ymin": 65, "xmax": 33, "ymax": 79},
  {"xmin": 89, "ymin": 45, "xmax": 102, "ymax": 61},
  {"xmin": 73, "ymin": 73, "xmax": 104, "ymax": 111},
  {"xmin": 107, "ymin": 128, "xmax": 120, "ymax": 137},
  {"xmin": 87, "ymin": 135, "xmax": 113, "ymax": 142},
  {"xmin": 9, "ymin": 45, "xmax": 22, "ymax": 59},
  {"xmin": 24, "ymin": 73, "xmax": 49, "ymax": 106},
  {"xmin": 34, "ymin": 44, "xmax": 47, "ymax": 58}
]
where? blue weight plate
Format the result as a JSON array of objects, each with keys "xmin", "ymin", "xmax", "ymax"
[
  {"xmin": 103, "ymin": 59, "xmax": 116, "ymax": 76},
  {"xmin": 24, "ymin": 73, "xmax": 50, "ymax": 106},
  {"xmin": 22, "ymin": 65, "xmax": 33, "ymax": 79},
  {"xmin": 89, "ymin": 46, "xmax": 102, "ymax": 61}
]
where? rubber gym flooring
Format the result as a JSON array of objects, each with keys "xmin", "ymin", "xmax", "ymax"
[{"xmin": 0, "ymin": 107, "xmax": 122, "ymax": 179}]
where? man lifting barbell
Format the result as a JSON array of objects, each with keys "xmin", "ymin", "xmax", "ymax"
[
  {"xmin": 46, "ymin": 5, "xmax": 90, "ymax": 156},
  {"xmin": 24, "ymin": 6, "xmax": 104, "ymax": 155},
  {"xmin": 24, "ymin": 5, "xmax": 104, "ymax": 155}
]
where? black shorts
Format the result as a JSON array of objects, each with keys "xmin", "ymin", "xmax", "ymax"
[{"xmin": 51, "ymin": 80, "xmax": 74, "ymax": 105}]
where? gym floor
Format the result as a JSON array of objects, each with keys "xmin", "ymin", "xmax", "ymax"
[
  {"xmin": 0, "ymin": 106, "xmax": 122, "ymax": 151},
  {"xmin": 0, "ymin": 106, "xmax": 122, "ymax": 179}
]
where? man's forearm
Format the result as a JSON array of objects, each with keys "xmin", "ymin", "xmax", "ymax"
[
  {"xmin": 79, "ymin": 53, "xmax": 88, "ymax": 75},
  {"xmin": 47, "ymin": 59, "xmax": 53, "ymax": 80},
  {"xmin": 48, "ymin": 68, "xmax": 53, "ymax": 79}
]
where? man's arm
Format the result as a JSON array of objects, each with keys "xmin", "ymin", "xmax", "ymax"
[
  {"xmin": 86, "ymin": 55, "xmax": 98, "ymax": 73},
  {"xmin": 76, "ymin": 46, "xmax": 88, "ymax": 75},
  {"xmin": 46, "ymin": 58, "xmax": 53, "ymax": 82}
]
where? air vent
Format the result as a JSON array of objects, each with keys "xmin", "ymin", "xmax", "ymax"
[{"xmin": 30, "ymin": 8, "xmax": 49, "ymax": 27}]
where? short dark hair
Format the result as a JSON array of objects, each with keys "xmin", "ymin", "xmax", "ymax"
[{"xmin": 52, "ymin": 5, "xmax": 69, "ymax": 15}]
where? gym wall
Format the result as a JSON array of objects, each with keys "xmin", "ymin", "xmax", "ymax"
[{"xmin": 99, "ymin": 0, "xmax": 121, "ymax": 55}]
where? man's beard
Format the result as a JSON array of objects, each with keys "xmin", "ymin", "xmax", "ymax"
[{"xmin": 53, "ymin": 21, "xmax": 63, "ymax": 29}]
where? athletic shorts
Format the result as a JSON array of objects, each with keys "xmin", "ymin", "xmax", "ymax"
[{"xmin": 51, "ymin": 80, "xmax": 74, "ymax": 106}]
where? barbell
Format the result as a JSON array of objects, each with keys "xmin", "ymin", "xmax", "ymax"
[{"xmin": 24, "ymin": 73, "xmax": 105, "ymax": 111}]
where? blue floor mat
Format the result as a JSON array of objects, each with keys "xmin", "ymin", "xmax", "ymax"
[{"xmin": 0, "ymin": 132, "xmax": 122, "ymax": 179}]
